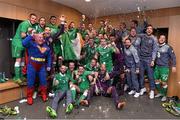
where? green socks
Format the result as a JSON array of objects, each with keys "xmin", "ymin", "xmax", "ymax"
[
  {"xmin": 14, "ymin": 67, "xmax": 21, "ymax": 80},
  {"xmin": 161, "ymin": 85, "xmax": 168, "ymax": 96},
  {"xmin": 76, "ymin": 95, "xmax": 86, "ymax": 106},
  {"xmin": 71, "ymin": 88, "xmax": 76, "ymax": 102},
  {"xmin": 155, "ymin": 83, "xmax": 162, "ymax": 94}
]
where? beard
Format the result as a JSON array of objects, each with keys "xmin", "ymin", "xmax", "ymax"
[{"xmin": 125, "ymin": 45, "xmax": 130, "ymax": 49}]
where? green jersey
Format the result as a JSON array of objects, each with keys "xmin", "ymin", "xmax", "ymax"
[
  {"xmin": 66, "ymin": 69, "xmax": 77, "ymax": 84},
  {"xmin": 54, "ymin": 72, "xmax": 70, "ymax": 92},
  {"xmin": 12, "ymin": 20, "xmax": 33, "ymax": 48},
  {"xmin": 78, "ymin": 71, "xmax": 92, "ymax": 92},
  {"xmin": 79, "ymin": 29, "xmax": 87, "ymax": 40},
  {"xmin": 83, "ymin": 44, "xmax": 96, "ymax": 64},
  {"xmin": 98, "ymin": 27, "xmax": 106, "ymax": 35},
  {"xmin": 96, "ymin": 46, "xmax": 115, "ymax": 72},
  {"xmin": 94, "ymin": 37, "xmax": 100, "ymax": 46},
  {"xmin": 34, "ymin": 24, "xmax": 44, "ymax": 33},
  {"xmin": 46, "ymin": 23, "xmax": 58, "ymax": 35},
  {"xmin": 84, "ymin": 63, "xmax": 99, "ymax": 72},
  {"xmin": 68, "ymin": 28, "xmax": 79, "ymax": 40}
]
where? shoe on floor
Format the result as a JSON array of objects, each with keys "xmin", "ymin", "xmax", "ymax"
[
  {"xmin": 166, "ymin": 107, "xmax": 180, "ymax": 116},
  {"xmin": 155, "ymin": 93, "xmax": 163, "ymax": 98},
  {"xmin": 149, "ymin": 90, "xmax": 154, "ymax": 99},
  {"xmin": 0, "ymin": 106, "xmax": 17, "ymax": 115},
  {"xmin": 80, "ymin": 100, "xmax": 89, "ymax": 107},
  {"xmin": 117, "ymin": 101, "xmax": 126, "ymax": 110},
  {"xmin": 161, "ymin": 96, "xmax": 167, "ymax": 102},
  {"xmin": 134, "ymin": 92, "xmax": 140, "ymax": 98},
  {"xmin": 162, "ymin": 102, "xmax": 172, "ymax": 108},
  {"xmin": 14, "ymin": 79, "xmax": 23, "ymax": 85},
  {"xmin": 46, "ymin": 106, "xmax": 57, "ymax": 118},
  {"xmin": 172, "ymin": 105, "xmax": 180, "ymax": 114},
  {"xmin": 140, "ymin": 88, "xmax": 146, "ymax": 95},
  {"xmin": 65, "ymin": 103, "xmax": 74, "ymax": 114},
  {"xmin": 128, "ymin": 90, "xmax": 135, "ymax": 95},
  {"xmin": 27, "ymin": 97, "xmax": 33, "ymax": 105}
]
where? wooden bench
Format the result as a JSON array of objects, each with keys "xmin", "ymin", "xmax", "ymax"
[{"xmin": 0, "ymin": 80, "xmax": 27, "ymax": 104}]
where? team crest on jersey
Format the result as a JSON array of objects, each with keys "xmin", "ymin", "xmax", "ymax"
[
  {"xmin": 82, "ymin": 78, "xmax": 85, "ymax": 82},
  {"xmin": 63, "ymin": 79, "xmax": 66, "ymax": 83},
  {"xmin": 100, "ymin": 51, "xmax": 106, "ymax": 56}
]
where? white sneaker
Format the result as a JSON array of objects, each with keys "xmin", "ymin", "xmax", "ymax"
[
  {"xmin": 48, "ymin": 92, "xmax": 55, "ymax": 98},
  {"xmin": 32, "ymin": 91, "xmax": 37, "ymax": 99},
  {"xmin": 140, "ymin": 88, "xmax": 146, "ymax": 95},
  {"xmin": 128, "ymin": 90, "xmax": 135, "ymax": 95},
  {"xmin": 149, "ymin": 90, "xmax": 154, "ymax": 99},
  {"xmin": 124, "ymin": 84, "xmax": 129, "ymax": 92},
  {"xmin": 155, "ymin": 93, "xmax": 163, "ymax": 98},
  {"xmin": 134, "ymin": 92, "xmax": 140, "ymax": 98},
  {"xmin": 161, "ymin": 96, "xmax": 167, "ymax": 102}
]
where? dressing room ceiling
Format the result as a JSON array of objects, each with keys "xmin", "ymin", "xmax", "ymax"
[{"xmin": 52, "ymin": 0, "xmax": 180, "ymax": 18}]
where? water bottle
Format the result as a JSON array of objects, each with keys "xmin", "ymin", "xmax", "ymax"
[
  {"xmin": 0, "ymin": 72, "xmax": 2, "ymax": 79},
  {"xmin": 0, "ymin": 72, "xmax": 4, "ymax": 83},
  {"xmin": 2, "ymin": 72, "xmax": 5, "ymax": 79}
]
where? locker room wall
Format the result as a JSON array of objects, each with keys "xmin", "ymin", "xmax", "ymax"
[
  {"xmin": 0, "ymin": 0, "xmax": 82, "ymax": 25},
  {"xmin": 92, "ymin": 7, "xmax": 180, "ymax": 28}
]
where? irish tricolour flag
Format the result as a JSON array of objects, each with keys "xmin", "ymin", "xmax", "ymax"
[{"xmin": 61, "ymin": 28, "xmax": 84, "ymax": 61}]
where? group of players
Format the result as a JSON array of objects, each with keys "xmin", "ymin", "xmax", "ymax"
[{"xmin": 11, "ymin": 13, "xmax": 176, "ymax": 118}]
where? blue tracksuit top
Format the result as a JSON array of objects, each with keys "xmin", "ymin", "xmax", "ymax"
[
  {"xmin": 129, "ymin": 36, "xmax": 141, "ymax": 54},
  {"xmin": 139, "ymin": 34, "xmax": 158, "ymax": 61},
  {"xmin": 22, "ymin": 35, "xmax": 51, "ymax": 68},
  {"xmin": 156, "ymin": 43, "xmax": 176, "ymax": 67},
  {"xmin": 124, "ymin": 45, "xmax": 140, "ymax": 69}
]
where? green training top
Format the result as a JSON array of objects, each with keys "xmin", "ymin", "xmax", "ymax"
[
  {"xmin": 96, "ymin": 46, "xmax": 115, "ymax": 72},
  {"xmin": 84, "ymin": 63, "xmax": 99, "ymax": 72},
  {"xmin": 54, "ymin": 72, "xmax": 70, "ymax": 92},
  {"xmin": 46, "ymin": 23, "xmax": 58, "ymax": 35},
  {"xmin": 77, "ymin": 71, "xmax": 92, "ymax": 92},
  {"xmin": 12, "ymin": 20, "xmax": 33, "ymax": 48}
]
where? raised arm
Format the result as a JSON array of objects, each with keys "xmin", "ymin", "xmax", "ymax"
[
  {"xmin": 22, "ymin": 35, "xmax": 34, "ymax": 48},
  {"xmin": 46, "ymin": 48, "xmax": 52, "ymax": 69},
  {"xmin": 52, "ymin": 15, "xmax": 66, "ymax": 41}
]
